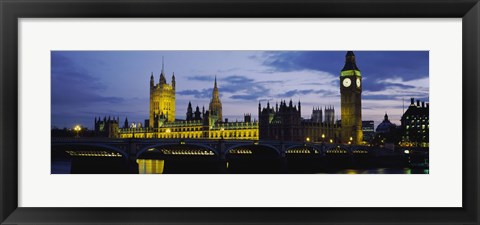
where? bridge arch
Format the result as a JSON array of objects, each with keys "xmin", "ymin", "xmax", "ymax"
[
  {"xmin": 137, "ymin": 143, "xmax": 219, "ymax": 158},
  {"xmin": 285, "ymin": 145, "xmax": 320, "ymax": 154},
  {"xmin": 225, "ymin": 144, "xmax": 281, "ymax": 157},
  {"xmin": 324, "ymin": 144, "xmax": 350, "ymax": 151},
  {"xmin": 51, "ymin": 142, "xmax": 129, "ymax": 160},
  {"xmin": 322, "ymin": 145, "xmax": 351, "ymax": 155},
  {"xmin": 349, "ymin": 145, "xmax": 372, "ymax": 154}
]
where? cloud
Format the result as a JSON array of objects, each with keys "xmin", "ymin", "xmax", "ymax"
[
  {"xmin": 177, "ymin": 88, "xmax": 213, "ymax": 99},
  {"xmin": 230, "ymin": 95, "xmax": 260, "ymax": 100},
  {"xmin": 260, "ymin": 51, "xmax": 345, "ymax": 73},
  {"xmin": 363, "ymin": 95, "xmax": 399, "ymax": 101},
  {"xmin": 276, "ymin": 89, "xmax": 338, "ymax": 98},
  {"xmin": 51, "ymin": 53, "xmax": 125, "ymax": 106},
  {"xmin": 277, "ymin": 89, "xmax": 315, "ymax": 98},
  {"xmin": 220, "ymin": 75, "xmax": 271, "ymax": 101},
  {"xmin": 181, "ymin": 75, "xmax": 273, "ymax": 102},
  {"xmin": 258, "ymin": 51, "xmax": 428, "ymax": 108},
  {"xmin": 216, "ymin": 67, "xmax": 240, "ymax": 73},
  {"xmin": 51, "ymin": 95, "xmax": 149, "ymax": 129},
  {"xmin": 257, "ymin": 80, "xmax": 285, "ymax": 85},
  {"xmin": 363, "ymin": 77, "xmax": 429, "ymax": 101},
  {"xmin": 260, "ymin": 51, "xmax": 429, "ymax": 82},
  {"xmin": 186, "ymin": 75, "xmax": 214, "ymax": 81},
  {"xmin": 222, "ymin": 75, "xmax": 254, "ymax": 85}
]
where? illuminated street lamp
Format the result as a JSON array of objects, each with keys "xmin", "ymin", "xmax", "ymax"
[
  {"xmin": 321, "ymin": 134, "xmax": 325, "ymax": 143},
  {"xmin": 74, "ymin": 125, "xmax": 81, "ymax": 138},
  {"xmin": 306, "ymin": 137, "xmax": 311, "ymax": 142},
  {"xmin": 329, "ymin": 139, "xmax": 333, "ymax": 143}
]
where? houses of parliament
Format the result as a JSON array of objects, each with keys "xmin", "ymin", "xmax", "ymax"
[{"xmin": 95, "ymin": 51, "xmax": 364, "ymax": 144}]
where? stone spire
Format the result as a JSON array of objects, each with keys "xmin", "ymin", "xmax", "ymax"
[
  {"xmin": 212, "ymin": 75, "xmax": 220, "ymax": 99},
  {"xmin": 159, "ymin": 56, "xmax": 166, "ymax": 84},
  {"xmin": 150, "ymin": 72, "xmax": 154, "ymax": 88},
  {"xmin": 209, "ymin": 75, "xmax": 222, "ymax": 122}
]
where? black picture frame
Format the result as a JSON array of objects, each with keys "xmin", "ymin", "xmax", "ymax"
[{"xmin": 1, "ymin": 0, "xmax": 479, "ymax": 224}]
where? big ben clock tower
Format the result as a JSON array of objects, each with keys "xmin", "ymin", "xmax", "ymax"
[{"xmin": 340, "ymin": 51, "xmax": 363, "ymax": 144}]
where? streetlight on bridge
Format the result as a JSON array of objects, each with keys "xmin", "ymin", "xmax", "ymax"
[{"xmin": 74, "ymin": 125, "xmax": 81, "ymax": 138}]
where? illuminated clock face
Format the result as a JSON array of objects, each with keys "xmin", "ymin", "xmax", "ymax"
[
  {"xmin": 356, "ymin": 78, "xmax": 361, "ymax": 87},
  {"xmin": 342, "ymin": 78, "xmax": 351, "ymax": 87}
]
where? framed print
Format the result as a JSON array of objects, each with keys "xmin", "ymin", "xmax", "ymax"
[{"xmin": 1, "ymin": 0, "xmax": 479, "ymax": 224}]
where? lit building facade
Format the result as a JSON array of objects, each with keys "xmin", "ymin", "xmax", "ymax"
[
  {"xmin": 118, "ymin": 114, "xmax": 258, "ymax": 140},
  {"xmin": 401, "ymin": 98, "xmax": 429, "ymax": 147},
  {"xmin": 116, "ymin": 74, "xmax": 259, "ymax": 140},
  {"xmin": 149, "ymin": 59, "xmax": 176, "ymax": 126},
  {"xmin": 209, "ymin": 76, "xmax": 222, "ymax": 122}
]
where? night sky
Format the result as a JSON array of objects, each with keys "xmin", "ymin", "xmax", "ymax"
[{"xmin": 51, "ymin": 51, "xmax": 429, "ymax": 130}]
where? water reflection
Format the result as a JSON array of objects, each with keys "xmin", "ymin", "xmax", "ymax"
[
  {"xmin": 131, "ymin": 159, "xmax": 429, "ymax": 174},
  {"xmin": 137, "ymin": 159, "xmax": 165, "ymax": 174},
  {"xmin": 329, "ymin": 168, "xmax": 429, "ymax": 174},
  {"xmin": 51, "ymin": 158, "xmax": 429, "ymax": 174}
]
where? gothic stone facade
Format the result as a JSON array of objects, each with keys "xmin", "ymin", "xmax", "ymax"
[{"xmin": 118, "ymin": 71, "xmax": 258, "ymax": 140}]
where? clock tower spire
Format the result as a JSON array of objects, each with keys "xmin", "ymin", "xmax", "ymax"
[{"xmin": 340, "ymin": 51, "xmax": 363, "ymax": 144}]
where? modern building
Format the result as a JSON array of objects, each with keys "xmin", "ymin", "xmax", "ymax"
[
  {"xmin": 362, "ymin": 120, "xmax": 375, "ymax": 143},
  {"xmin": 400, "ymin": 98, "xmax": 429, "ymax": 147}
]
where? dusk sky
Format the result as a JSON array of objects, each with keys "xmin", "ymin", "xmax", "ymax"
[{"xmin": 51, "ymin": 51, "xmax": 429, "ymax": 130}]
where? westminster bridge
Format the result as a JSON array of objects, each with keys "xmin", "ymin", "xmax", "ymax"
[{"xmin": 51, "ymin": 138, "xmax": 428, "ymax": 173}]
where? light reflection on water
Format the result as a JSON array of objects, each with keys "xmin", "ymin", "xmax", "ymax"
[
  {"xmin": 330, "ymin": 168, "xmax": 429, "ymax": 174},
  {"xmin": 52, "ymin": 159, "xmax": 429, "ymax": 174}
]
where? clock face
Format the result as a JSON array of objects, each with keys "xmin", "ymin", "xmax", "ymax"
[
  {"xmin": 342, "ymin": 78, "xmax": 351, "ymax": 87},
  {"xmin": 356, "ymin": 78, "xmax": 361, "ymax": 87}
]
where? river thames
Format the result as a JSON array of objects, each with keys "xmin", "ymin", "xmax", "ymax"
[{"xmin": 52, "ymin": 159, "xmax": 429, "ymax": 174}]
